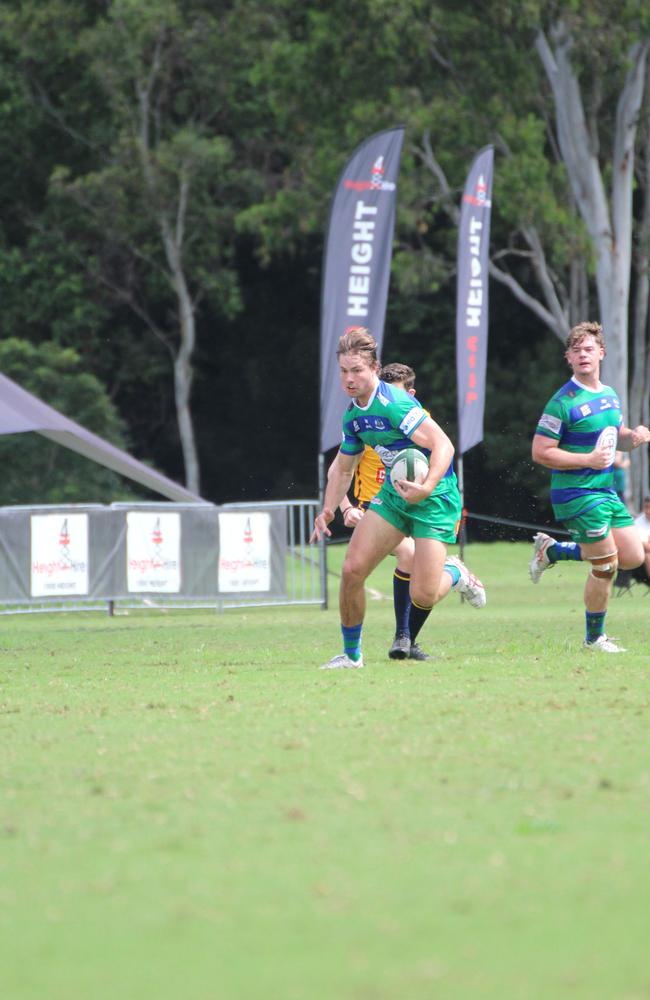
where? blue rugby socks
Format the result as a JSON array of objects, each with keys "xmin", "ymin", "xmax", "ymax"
[
  {"xmin": 585, "ymin": 611, "xmax": 606, "ymax": 644},
  {"xmin": 548, "ymin": 541, "xmax": 581, "ymax": 563},
  {"xmin": 341, "ymin": 623, "xmax": 363, "ymax": 663}
]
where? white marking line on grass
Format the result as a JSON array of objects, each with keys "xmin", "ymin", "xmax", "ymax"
[{"xmin": 366, "ymin": 586, "xmax": 390, "ymax": 601}]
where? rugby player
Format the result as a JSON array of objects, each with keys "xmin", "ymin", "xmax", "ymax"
[
  {"xmin": 530, "ymin": 321, "xmax": 650, "ymax": 652},
  {"xmin": 336, "ymin": 363, "xmax": 432, "ymax": 661},
  {"xmin": 310, "ymin": 327, "xmax": 486, "ymax": 670}
]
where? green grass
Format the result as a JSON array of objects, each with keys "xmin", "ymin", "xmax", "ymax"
[{"xmin": 2, "ymin": 542, "xmax": 650, "ymax": 1000}]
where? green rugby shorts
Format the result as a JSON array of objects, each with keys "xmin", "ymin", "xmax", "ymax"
[
  {"xmin": 369, "ymin": 482, "xmax": 461, "ymax": 542},
  {"xmin": 560, "ymin": 493, "xmax": 634, "ymax": 544}
]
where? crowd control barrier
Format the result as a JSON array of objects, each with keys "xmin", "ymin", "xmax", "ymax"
[{"xmin": 0, "ymin": 499, "xmax": 326, "ymax": 615}]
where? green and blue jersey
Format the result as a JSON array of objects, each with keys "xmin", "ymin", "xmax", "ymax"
[
  {"xmin": 535, "ymin": 377, "xmax": 622, "ymax": 520},
  {"xmin": 340, "ymin": 380, "xmax": 455, "ymax": 498}
]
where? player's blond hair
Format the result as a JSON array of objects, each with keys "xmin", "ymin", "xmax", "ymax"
[
  {"xmin": 337, "ymin": 327, "xmax": 379, "ymax": 368},
  {"xmin": 565, "ymin": 321, "xmax": 606, "ymax": 354}
]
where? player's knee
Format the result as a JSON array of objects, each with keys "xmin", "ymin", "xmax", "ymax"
[
  {"xmin": 618, "ymin": 543, "xmax": 645, "ymax": 570},
  {"xmin": 587, "ymin": 550, "xmax": 618, "ymax": 580},
  {"xmin": 392, "ymin": 539, "xmax": 414, "ymax": 572},
  {"xmin": 619, "ymin": 553, "xmax": 644, "ymax": 571},
  {"xmin": 410, "ymin": 582, "xmax": 438, "ymax": 608},
  {"xmin": 341, "ymin": 552, "xmax": 370, "ymax": 585}
]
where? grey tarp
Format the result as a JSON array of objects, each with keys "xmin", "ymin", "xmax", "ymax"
[{"xmin": 0, "ymin": 372, "xmax": 203, "ymax": 503}]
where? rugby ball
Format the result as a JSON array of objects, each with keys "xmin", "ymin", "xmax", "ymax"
[
  {"xmin": 389, "ymin": 448, "xmax": 429, "ymax": 489},
  {"xmin": 595, "ymin": 425, "xmax": 618, "ymax": 465}
]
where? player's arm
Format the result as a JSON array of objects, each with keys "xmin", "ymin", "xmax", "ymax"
[
  {"xmin": 616, "ymin": 424, "xmax": 650, "ymax": 451},
  {"xmin": 335, "ymin": 452, "xmax": 366, "ymax": 529},
  {"xmin": 394, "ymin": 417, "xmax": 454, "ymax": 504},
  {"xmin": 532, "ymin": 433, "xmax": 613, "ymax": 470},
  {"xmin": 310, "ymin": 451, "xmax": 360, "ymax": 542}
]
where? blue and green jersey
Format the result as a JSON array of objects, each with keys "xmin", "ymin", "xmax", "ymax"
[
  {"xmin": 535, "ymin": 377, "xmax": 622, "ymax": 520},
  {"xmin": 340, "ymin": 380, "xmax": 455, "ymax": 497}
]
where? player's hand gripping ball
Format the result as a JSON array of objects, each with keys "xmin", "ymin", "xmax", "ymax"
[{"xmin": 389, "ymin": 448, "xmax": 429, "ymax": 490}]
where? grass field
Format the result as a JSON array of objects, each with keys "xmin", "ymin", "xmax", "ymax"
[{"xmin": 2, "ymin": 541, "xmax": 650, "ymax": 1000}]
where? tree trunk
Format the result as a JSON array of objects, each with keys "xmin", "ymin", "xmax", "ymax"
[
  {"xmin": 629, "ymin": 266, "xmax": 649, "ymax": 508},
  {"xmin": 136, "ymin": 72, "xmax": 201, "ymax": 495},
  {"xmin": 162, "ymin": 214, "xmax": 201, "ymax": 496},
  {"xmin": 569, "ymin": 256, "xmax": 589, "ymax": 327},
  {"xmin": 629, "ymin": 78, "xmax": 650, "ymax": 510}
]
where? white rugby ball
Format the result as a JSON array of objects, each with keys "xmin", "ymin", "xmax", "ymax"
[
  {"xmin": 389, "ymin": 448, "xmax": 429, "ymax": 489},
  {"xmin": 595, "ymin": 425, "xmax": 618, "ymax": 464}
]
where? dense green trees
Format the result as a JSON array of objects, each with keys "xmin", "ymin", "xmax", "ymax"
[{"xmin": 0, "ymin": 1, "xmax": 648, "ymax": 525}]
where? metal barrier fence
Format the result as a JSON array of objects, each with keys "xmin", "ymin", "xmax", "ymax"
[{"xmin": 0, "ymin": 499, "xmax": 326, "ymax": 615}]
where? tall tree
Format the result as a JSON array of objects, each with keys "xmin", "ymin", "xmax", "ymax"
[
  {"xmin": 2, "ymin": 0, "xmax": 276, "ymax": 495},
  {"xmin": 58, "ymin": 0, "xmax": 245, "ymax": 496}
]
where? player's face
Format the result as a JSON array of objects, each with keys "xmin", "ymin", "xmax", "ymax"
[
  {"xmin": 565, "ymin": 335, "xmax": 604, "ymax": 381},
  {"xmin": 338, "ymin": 352, "xmax": 378, "ymax": 405}
]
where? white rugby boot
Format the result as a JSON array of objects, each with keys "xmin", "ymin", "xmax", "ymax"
[
  {"xmin": 320, "ymin": 653, "xmax": 364, "ymax": 669},
  {"xmin": 445, "ymin": 555, "xmax": 486, "ymax": 608},
  {"xmin": 583, "ymin": 635, "xmax": 626, "ymax": 654},
  {"xmin": 529, "ymin": 532, "xmax": 556, "ymax": 584}
]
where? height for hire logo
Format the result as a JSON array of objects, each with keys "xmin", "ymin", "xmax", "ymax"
[
  {"xmin": 344, "ymin": 156, "xmax": 397, "ymax": 192},
  {"xmin": 462, "ymin": 174, "xmax": 492, "ymax": 208}
]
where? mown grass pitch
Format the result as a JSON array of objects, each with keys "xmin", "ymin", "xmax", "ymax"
[{"xmin": 1, "ymin": 541, "xmax": 650, "ymax": 1000}]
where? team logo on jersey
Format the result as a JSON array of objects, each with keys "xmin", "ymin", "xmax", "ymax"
[
  {"xmin": 538, "ymin": 413, "xmax": 562, "ymax": 434},
  {"xmin": 579, "ymin": 404, "xmax": 592, "ymax": 417},
  {"xmin": 400, "ymin": 407, "xmax": 425, "ymax": 435},
  {"xmin": 351, "ymin": 414, "xmax": 392, "ymax": 434},
  {"xmin": 595, "ymin": 425, "xmax": 617, "ymax": 463}
]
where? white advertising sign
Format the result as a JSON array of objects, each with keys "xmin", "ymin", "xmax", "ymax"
[
  {"xmin": 126, "ymin": 512, "xmax": 181, "ymax": 593},
  {"xmin": 218, "ymin": 512, "xmax": 271, "ymax": 592},
  {"xmin": 31, "ymin": 513, "xmax": 89, "ymax": 597}
]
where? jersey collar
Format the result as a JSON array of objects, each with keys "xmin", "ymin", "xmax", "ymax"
[{"xmin": 571, "ymin": 375, "xmax": 603, "ymax": 393}]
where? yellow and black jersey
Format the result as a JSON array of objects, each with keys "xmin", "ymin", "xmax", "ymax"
[{"xmin": 352, "ymin": 445, "xmax": 386, "ymax": 505}]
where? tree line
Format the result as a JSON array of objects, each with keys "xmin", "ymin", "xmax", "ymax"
[{"xmin": 0, "ymin": 1, "xmax": 649, "ymax": 531}]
